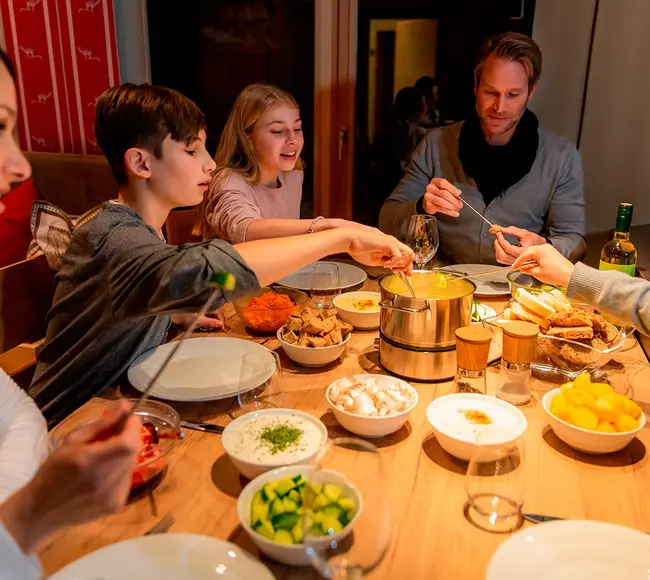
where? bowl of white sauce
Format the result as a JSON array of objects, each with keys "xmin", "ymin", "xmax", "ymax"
[
  {"xmin": 222, "ymin": 409, "xmax": 328, "ymax": 479},
  {"xmin": 425, "ymin": 393, "xmax": 527, "ymax": 461}
]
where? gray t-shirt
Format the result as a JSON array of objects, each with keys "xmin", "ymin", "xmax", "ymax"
[
  {"xmin": 29, "ymin": 203, "xmax": 259, "ymax": 425},
  {"xmin": 379, "ymin": 122, "xmax": 587, "ymax": 265}
]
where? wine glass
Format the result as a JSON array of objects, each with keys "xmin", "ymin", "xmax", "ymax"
[
  {"xmin": 406, "ymin": 215, "xmax": 439, "ymax": 269},
  {"xmin": 238, "ymin": 350, "xmax": 285, "ymax": 413},
  {"xmin": 303, "ymin": 437, "xmax": 391, "ymax": 578},
  {"xmin": 311, "ymin": 262, "xmax": 341, "ymax": 309},
  {"xmin": 465, "ymin": 428, "xmax": 525, "ymax": 533}
]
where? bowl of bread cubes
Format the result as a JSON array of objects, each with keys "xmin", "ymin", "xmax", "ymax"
[
  {"xmin": 483, "ymin": 288, "xmax": 625, "ymax": 376},
  {"xmin": 278, "ymin": 306, "xmax": 353, "ymax": 367}
]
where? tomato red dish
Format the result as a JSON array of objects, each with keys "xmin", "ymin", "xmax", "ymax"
[
  {"xmin": 236, "ymin": 290, "xmax": 300, "ymax": 333},
  {"xmin": 131, "ymin": 421, "xmax": 181, "ymax": 489}
]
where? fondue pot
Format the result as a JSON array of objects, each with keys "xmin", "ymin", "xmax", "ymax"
[{"xmin": 377, "ymin": 270, "xmax": 475, "ymax": 381}]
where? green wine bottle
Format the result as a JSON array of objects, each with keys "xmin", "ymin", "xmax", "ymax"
[{"xmin": 599, "ymin": 203, "xmax": 637, "ymax": 276}]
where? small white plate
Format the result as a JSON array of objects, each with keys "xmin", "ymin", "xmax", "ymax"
[
  {"xmin": 442, "ymin": 264, "xmax": 511, "ymax": 297},
  {"xmin": 49, "ymin": 534, "xmax": 275, "ymax": 580},
  {"xmin": 487, "ymin": 520, "xmax": 650, "ymax": 580},
  {"xmin": 128, "ymin": 337, "xmax": 276, "ymax": 402},
  {"xmin": 276, "ymin": 261, "xmax": 367, "ymax": 292}
]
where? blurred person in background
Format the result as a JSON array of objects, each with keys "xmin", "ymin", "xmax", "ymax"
[
  {"xmin": 414, "ymin": 76, "xmax": 441, "ymax": 128},
  {"xmin": 368, "ymin": 87, "xmax": 429, "ymax": 225}
]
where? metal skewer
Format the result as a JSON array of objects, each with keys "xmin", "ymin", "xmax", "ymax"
[
  {"xmin": 461, "ymin": 197, "xmax": 495, "ymax": 229},
  {"xmin": 450, "ymin": 261, "xmax": 537, "ymax": 283},
  {"xmin": 397, "ymin": 272, "xmax": 417, "ymax": 298},
  {"xmin": 105, "ymin": 272, "xmax": 235, "ymax": 437}
]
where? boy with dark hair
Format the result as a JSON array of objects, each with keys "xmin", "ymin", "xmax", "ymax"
[{"xmin": 30, "ymin": 83, "xmax": 413, "ymax": 425}]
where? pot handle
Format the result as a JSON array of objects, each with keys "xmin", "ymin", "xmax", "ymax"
[{"xmin": 379, "ymin": 300, "xmax": 429, "ymax": 313}]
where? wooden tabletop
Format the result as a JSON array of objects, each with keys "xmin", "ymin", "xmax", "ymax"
[{"xmin": 39, "ymin": 280, "xmax": 650, "ymax": 580}]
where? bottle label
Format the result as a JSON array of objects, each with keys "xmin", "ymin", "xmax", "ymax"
[{"xmin": 599, "ymin": 260, "xmax": 636, "ymax": 276}]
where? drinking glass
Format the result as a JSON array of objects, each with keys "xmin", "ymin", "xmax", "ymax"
[
  {"xmin": 303, "ymin": 437, "xmax": 391, "ymax": 578},
  {"xmin": 238, "ymin": 350, "xmax": 285, "ymax": 413},
  {"xmin": 311, "ymin": 262, "xmax": 341, "ymax": 309},
  {"xmin": 406, "ymin": 215, "xmax": 439, "ymax": 269},
  {"xmin": 465, "ymin": 428, "xmax": 525, "ymax": 533}
]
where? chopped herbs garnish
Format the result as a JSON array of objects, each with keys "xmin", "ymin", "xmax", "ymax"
[{"xmin": 259, "ymin": 423, "xmax": 303, "ymax": 455}]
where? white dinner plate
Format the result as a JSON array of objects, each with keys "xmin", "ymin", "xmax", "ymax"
[
  {"xmin": 487, "ymin": 520, "xmax": 650, "ymax": 580},
  {"xmin": 442, "ymin": 263, "xmax": 511, "ymax": 296},
  {"xmin": 49, "ymin": 534, "xmax": 275, "ymax": 580},
  {"xmin": 128, "ymin": 337, "xmax": 276, "ymax": 402},
  {"xmin": 276, "ymin": 260, "xmax": 367, "ymax": 292}
]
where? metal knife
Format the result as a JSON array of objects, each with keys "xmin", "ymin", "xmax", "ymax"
[
  {"xmin": 522, "ymin": 513, "xmax": 565, "ymax": 525},
  {"xmin": 180, "ymin": 420, "xmax": 225, "ymax": 434}
]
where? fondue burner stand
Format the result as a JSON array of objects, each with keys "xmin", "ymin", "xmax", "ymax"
[{"xmin": 378, "ymin": 334, "xmax": 459, "ymax": 382}]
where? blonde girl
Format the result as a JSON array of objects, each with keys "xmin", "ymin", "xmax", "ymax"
[{"xmin": 195, "ymin": 83, "xmax": 375, "ymax": 243}]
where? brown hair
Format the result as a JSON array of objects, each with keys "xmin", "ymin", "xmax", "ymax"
[
  {"xmin": 193, "ymin": 83, "xmax": 304, "ymax": 237},
  {"xmin": 0, "ymin": 48, "xmax": 16, "ymax": 82},
  {"xmin": 95, "ymin": 83, "xmax": 207, "ymax": 185},
  {"xmin": 474, "ymin": 32, "xmax": 542, "ymax": 92}
]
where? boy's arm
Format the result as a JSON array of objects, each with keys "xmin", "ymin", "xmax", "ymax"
[
  {"xmin": 104, "ymin": 227, "xmax": 259, "ymax": 319},
  {"xmin": 104, "ymin": 225, "xmax": 412, "ymax": 319}
]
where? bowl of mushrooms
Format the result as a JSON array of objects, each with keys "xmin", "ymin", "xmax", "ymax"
[{"xmin": 325, "ymin": 374, "xmax": 418, "ymax": 438}]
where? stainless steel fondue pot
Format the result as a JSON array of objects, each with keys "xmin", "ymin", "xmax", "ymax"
[{"xmin": 377, "ymin": 270, "xmax": 476, "ymax": 381}]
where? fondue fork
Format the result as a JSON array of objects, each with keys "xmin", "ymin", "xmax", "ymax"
[
  {"xmin": 461, "ymin": 197, "xmax": 495, "ymax": 229},
  {"xmin": 100, "ymin": 272, "xmax": 235, "ymax": 438},
  {"xmin": 450, "ymin": 261, "xmax": 537, "ymax": 283},
  {"xmin": 397, "ymin": 272, "xmax": 417, "ymax": 298}
]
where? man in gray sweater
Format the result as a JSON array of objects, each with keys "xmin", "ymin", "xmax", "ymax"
[{"xmin": 379, "ymin": 32, "xmax": 586, "ymax": 266}]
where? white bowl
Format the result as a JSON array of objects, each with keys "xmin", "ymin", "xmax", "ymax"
[
  {"xmin": 326, "ymin": 374, "xmax": 418, "ymax": 438},
  {"xmin": 426, "ymin": 394, "xmax": 528, "ymax": 461},
  {"xmin": 542, "ymin": 388, "xmax": 646, "ymax": 454},
  {"xmin": 277, "ymin": 327, "xmax": 350, "ymax": 367},
  {"xmin": 237, "ymin": 465, "xmax": 361, "ymax": 566},
  {"xmin": 222, "ymin": 409, "xmax": 328, "ymax": 480},
  {"xmin": 332, "ymin": 291, "xmax": 381, "ymax": 330}
]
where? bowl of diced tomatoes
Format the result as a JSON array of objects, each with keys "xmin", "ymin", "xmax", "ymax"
[
  {"xmin": 49, "ymin": 399, "xmax": 182, "ymax": 489},
  {"xmin": 233, "ymin": 287, "xmax": 308, "ymax": 333}
]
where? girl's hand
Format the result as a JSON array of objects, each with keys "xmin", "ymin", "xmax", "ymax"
[
  {"xmin": 0, "ymin": 401, "xmax": 140, "ymax": 554},
  {"xmin": 345, "ymin": 229, "xmax": 414, "ymax": 274},
  {"xmin": 512, "ymin": 245, "xmax": 574, "ymax": 287}
]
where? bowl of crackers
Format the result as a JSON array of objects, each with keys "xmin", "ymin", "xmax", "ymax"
[
  {"xmin": 277, "ymin": 306, "xmax": 353, "ymax": 367},
  {"xmin": 483, "ymin": 288, "xmax": 626, "ymax": 377}
]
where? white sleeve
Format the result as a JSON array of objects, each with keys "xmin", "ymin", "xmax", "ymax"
[
  {"xmin": 0, "ymin": 522, "xmax": 42, "ymax": 580},
  {"xmin": 0, "ymin": 371, "xmax": 48, "ymax": 504}
]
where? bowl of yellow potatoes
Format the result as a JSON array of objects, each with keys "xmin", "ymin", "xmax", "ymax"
[{"xmin": 542, "ymin": 373, "xmax": 645, "ymax": 454}]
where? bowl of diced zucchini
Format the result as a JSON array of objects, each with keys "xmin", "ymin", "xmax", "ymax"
[{"xmin": 237, "ymin": 465, "xmax": 361, "ymax": 566}]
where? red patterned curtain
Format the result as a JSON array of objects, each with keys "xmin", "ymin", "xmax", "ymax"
[{"xmin": 0, "ymin": 0, "xmax": 120, "ymax": 154}]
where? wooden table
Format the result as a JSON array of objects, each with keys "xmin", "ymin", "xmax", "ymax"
[{"xmin": 39, "ymin": 281, "xmax": 650, "ymax": 580}]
